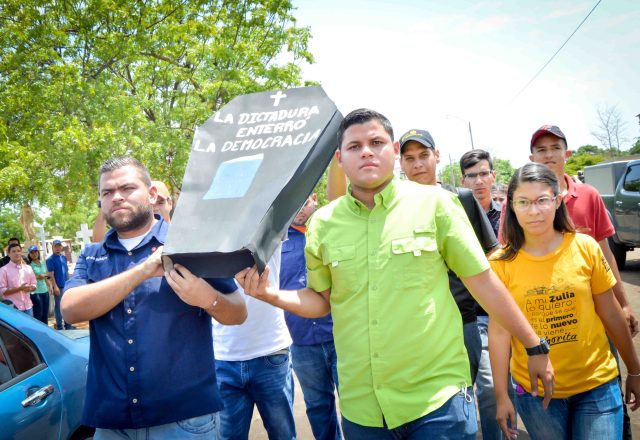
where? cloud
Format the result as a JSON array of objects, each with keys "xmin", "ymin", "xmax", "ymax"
[{"xmin": 544, "ymin": 3, "xmax": 591, "ymax": 19}]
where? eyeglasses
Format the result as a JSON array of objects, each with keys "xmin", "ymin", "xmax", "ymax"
[
  {"xmin": 512, "ymin": 196, "xmax": 557, "ymax": 211},
  {"xmin": 463, "ymin": 170, "xmax": 492, "ymax": 179}
]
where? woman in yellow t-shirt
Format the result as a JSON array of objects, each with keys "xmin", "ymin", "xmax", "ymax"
[{"xmin": 489, "ymin": 163, "xmax": 640, "ymax": 440}]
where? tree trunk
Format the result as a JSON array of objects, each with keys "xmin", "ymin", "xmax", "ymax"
[{"xmin": 20, "ymin": 203, "xmax": 37, "ymax": 245}]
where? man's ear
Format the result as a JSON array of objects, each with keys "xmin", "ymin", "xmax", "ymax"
[
  {"xmin": 335, "ymin": 149, "xmax": 342, "ymax": 166},
  {"xmin": 434, "ymin": 149, "xmax": 441, "ymax": 164},
  {"xmin": 565, "ymin": 149, "xmax": 572, "ymax": 160},
  {"xmin": 149, "ymin": 185, "xmax": 158, "ymax": 205},
  {"xmin": 393, "ymin": 141, "xmax": 400, "ymax": 156}
]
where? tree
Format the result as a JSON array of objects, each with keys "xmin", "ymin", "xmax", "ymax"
[
  {"xmin": 591, "ymin": 105, "xmax": 628, "ymax": 155},
  {"xmin": 629, "ymin": 138, "xmax": 640, "ymax": 155},
  {"xmin": 565, "ymin": 145, "xmax": 607, "ymax": 176},
  {"xmin": 493, "ymin": 158, "xmax": 515, "ymax": 184},
  {"xmin": 0, "ymin": 206, "xmax": 24, "ymax": 254},
  {"xmin": 438, "ymin": 162, "xmax": 462, "ymax": 187},
  {"xmin": 0, "ymin": 0, "xmax": 313, "ymax": 240}
]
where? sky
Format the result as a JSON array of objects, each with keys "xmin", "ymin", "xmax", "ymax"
[{"xmin": 291, "ymin": 0, "xmax": 640, "ymax": 170}]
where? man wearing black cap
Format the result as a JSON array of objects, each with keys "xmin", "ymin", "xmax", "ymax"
[{"xmin": 399, "ymin": 129, "xmax": 499, "ymax": 384}]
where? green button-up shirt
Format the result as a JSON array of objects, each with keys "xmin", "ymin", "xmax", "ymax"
[{"xmin": 305, "ymin": 178, "xmax": 489, "ymax": 429}]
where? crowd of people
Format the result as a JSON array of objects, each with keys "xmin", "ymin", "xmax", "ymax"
[{"xmin": 1, "ymin": 108, "xmax": 639, "ymax": 440}]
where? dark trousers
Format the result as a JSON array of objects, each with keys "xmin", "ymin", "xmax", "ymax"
[{"xmin": 31, "ymin": 293, "xmax": 50, "ymax": 325}]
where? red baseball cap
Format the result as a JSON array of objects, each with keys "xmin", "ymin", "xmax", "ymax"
[{"xmin": 530, "ymin": 125, "xmax": 567, "ymax": 151}]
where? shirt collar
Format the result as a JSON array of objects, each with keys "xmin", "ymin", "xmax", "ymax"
[
  {"xmin": 8, "ymin": 260, "xmax": 23, "ymax": 269},
  {"xmin": 489, "ymin": 199, "xmax": 502, "ymax": 212},
  {"xmin": 104, "ymin": 215, "xmax": 167, "ymax": 251},
  {"xmin": 345, "ymin": 177, "xmax": 398, "ymax": 214},
  {"xmin": 563, "ymin": 174, "xmax": 578, "ymax": 199}
]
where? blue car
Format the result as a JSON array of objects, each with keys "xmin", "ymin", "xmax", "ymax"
[{"xmin": 0, "ymin": 303, "xmax": 94, "ymax": 439}]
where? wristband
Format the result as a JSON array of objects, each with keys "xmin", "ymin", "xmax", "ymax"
[{"xmin": 628, "ymin": 372, "xmax": 640, "ymax": 377}]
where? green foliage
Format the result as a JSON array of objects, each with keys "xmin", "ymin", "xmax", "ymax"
[
  {"xmin": 0, "ymin": 206, "xmax": 24, "ymax": 252},
  {"xmin": 314, "ymin": 168, "xmax": 329, "ymax": 208},
  {"xmin": 493, "ymin": 158, "xmax": 515, "ymax": 184},
  {"xmin": 575, "ymin": 144, "xmax": 604, "ymax": 156},
  {"xmin": 0, "ymin": 0, "xmax": 313, "ymax": 238},
  {"xmin": 438, "ymin": 163, "xmax": 462, "ymax": 187},
  {"xmin": 565, "ymin": 145, "xmax": 607, "ymax": 176},
  {"xmin": 629, "ymin": 138, "xmax": 640, "ymax": 155}
]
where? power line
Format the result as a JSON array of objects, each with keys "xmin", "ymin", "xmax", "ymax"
[{"xmin": 509, "ymin": 0, "xmax": 603, "ymax": 104}]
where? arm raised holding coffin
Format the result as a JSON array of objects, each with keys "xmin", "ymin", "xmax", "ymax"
[{"xmin": 235, "ymin": 265, "xmax": 330, "ymax": 318}]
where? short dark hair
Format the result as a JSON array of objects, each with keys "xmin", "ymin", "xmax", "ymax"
[
  {"xmin": 7, "ymin": 243, "xmax": 22, "ymax": 253},
  {"xmin": 497, "ymin": 163, "xmax": 574, "ymax": 261},
  {"xmin": 99, "ymin": 156, "xmax": 152, "ymax": 189},
  {"xmin": 337, "ymin": 108, "xmax": 394, "ymax": 148},
  {"xmin": 460, "ymin": 149, "xmax": 493, "ymax": 174},
  {"xmin": 7, "ymin": 237, "xmax": 20, "ymax": 245}
]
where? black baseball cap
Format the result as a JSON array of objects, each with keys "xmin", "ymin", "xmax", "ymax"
[
  {"xmin": 399, "ymin": 129, "xmax": 436, "ymax": 153},
  {"xmin": 530, "ymin": 125, "xmax": 567, "ymax": 151}
]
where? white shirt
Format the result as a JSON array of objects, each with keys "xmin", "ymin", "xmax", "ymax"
[{"xmin": 212, "ymin": 246, "xmax": 292, "ymax": 361}]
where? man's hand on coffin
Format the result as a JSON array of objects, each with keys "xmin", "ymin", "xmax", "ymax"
[
  {"xmin": 165, "ymin": 263, "xmax": 219, "ymax": 309},
  {"xmin": 141, "ymin": 246, "xmax": 165, "ymax": 279},
  {"xmin": 235, "ymin": 265, "xmax": 277, "ymax": 302}
]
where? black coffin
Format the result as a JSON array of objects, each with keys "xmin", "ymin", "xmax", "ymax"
[{"xmin": 163, "ymin": 86, "xmax": 343, "ymax": 278}]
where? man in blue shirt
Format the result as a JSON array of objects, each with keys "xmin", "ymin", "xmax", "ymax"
[
  {"xmin": 62, "ymin": 157, "xmax": 247, "ymax": 439},
  {"xmin": 46, "ymin": 239, "xmax": 75, "ymax": 329},
  {"xmin": 282, "ymin": 194, "xmax": 341, "ymax": 440}
]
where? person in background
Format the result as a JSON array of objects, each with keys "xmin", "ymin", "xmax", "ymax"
[
  {"xmin": 282, "ymin": 194, "xmax": 341, "ymax": 440},
  {"xmin": 47, "ymin": 239, "xmax": 75, "ymax": 329},
  {"xmin": 399, "ymin": 130, "xmax": 498, "ymax": 384},
  {"xmin": 213, "ymin": 250, "xmax": 297, "ymax": 440},
  {"xmin": 28, "ymin": 245, "xmax": 52, "ymax": 325},
  {"xmin": 492, "ymin": 184, "xmax": 508, "ymax": 205},
  {"xmin": 490, "ymin": 163, "xmax": 640, "ymax": 440},
  {"xmin": 1, "ymin": 238, "xmax": 28, "ymax": 268},
  {"xmin": 0, "ymin": 243, "xmax": 36, "ymax": 315}
]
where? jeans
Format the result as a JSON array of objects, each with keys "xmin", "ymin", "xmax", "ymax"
[
  {"xmin": 216, "ymin": 350, "xmax": 296, "ymax": 440},
  {"xmin": 462, "ymin": 320, "xmax": 481, "ymax": 384},
  {"xmin": 341, "ymin": 387, "xmax": 477, "ymax": 440},
  {"xmin": 54, "ymin": 291, "xmax": 72, "ymax": 329},
  {"xmin": 31, "ymin": 293, "xmax": 49, "ymax": 325},
  {"xmin": 94, "ymin": 412, "xmax": 220, "ymax": 439},
  {"xmin": 515, "ymin": 378, "xmax": 622, "ymax": 440},
  {"xmin": 291, "ymin": 342, "xmax": 341, "ymax": 440},
  {"xmin": 476, "ymin": 315, "xmax": 516, "ymax": 440}
]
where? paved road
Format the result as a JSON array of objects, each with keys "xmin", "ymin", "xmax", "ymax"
[{"xmin": 249, "ymin": 248, "xmax": 640, "ymax": 438}]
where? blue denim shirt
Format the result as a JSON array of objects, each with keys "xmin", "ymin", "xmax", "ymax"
[
  {"xmin": 65, "ymin": 217, "xmax": 238, "ymax": 429},
  {"xmin": 46, "ymin": 253, "xmax": 69, "ymax": 288},
  {"xmin": 281, "ymin": 226, "xmax": 334, "ymax": 346}
]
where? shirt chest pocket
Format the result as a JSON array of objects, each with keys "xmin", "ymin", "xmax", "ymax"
[
  {"xmin": 391, "ymin": 236, "xmax": 440, "ymax": 278},
  {"xmin": 86, "ymin": 261, "xmax": 113, "ymax": 283},
  {"xmin": 322, "ymin": 244, "xmax": 360, "ymax": 294}
]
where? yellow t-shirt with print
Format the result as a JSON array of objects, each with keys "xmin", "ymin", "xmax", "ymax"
[{"xmin": 490, "ymin": 232, "xmax": 617, "ymax": 398}]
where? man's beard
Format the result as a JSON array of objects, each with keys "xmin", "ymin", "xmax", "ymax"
[{"xmin": 105, "ymin": 202, "xmax": 153, "ymax": 234}]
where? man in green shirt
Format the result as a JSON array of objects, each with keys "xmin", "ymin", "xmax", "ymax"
[{"xmin": 236, "ymin": 108, "xmax": 554, "ymax": 439}]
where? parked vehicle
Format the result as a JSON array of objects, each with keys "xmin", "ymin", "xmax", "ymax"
[
  {"xmin": 584, "ymin": 159, "xmax": 640, "ymax": 269},
  {"xmin": 0, "ymin": 303, "xmax": 93, "ymax": 439}
]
